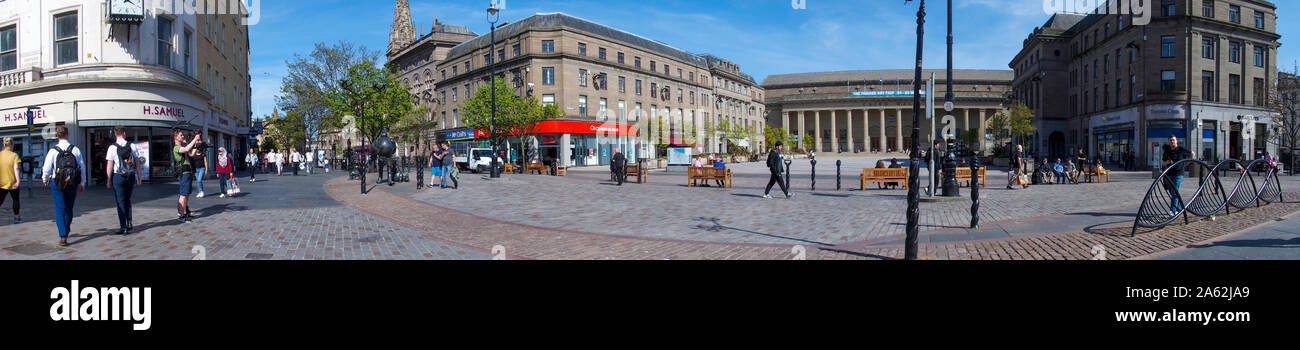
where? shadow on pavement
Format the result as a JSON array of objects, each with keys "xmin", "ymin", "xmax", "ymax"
[
  {"xmin": 1188, "ymin": 236, "xmax": 1300, "ymax": 249},
  {"xmin": 693, "ymin": 217, "xmax": 832, "ymax": 246}
]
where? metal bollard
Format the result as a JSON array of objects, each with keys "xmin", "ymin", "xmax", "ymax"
[
  {"xmin": 836, "ymin": 160, "xmax": 842, "ymax": 191},
  {"xmin": 810, "ymin": 159, "xmax": 817, "ymax": 191},
  {"xmin": 970, "ymin": 155, "xmax": 981, "ymax": 229},
  {"xmin": 784, "ymin": 158, "xmax": 793, "ymax": 190}
]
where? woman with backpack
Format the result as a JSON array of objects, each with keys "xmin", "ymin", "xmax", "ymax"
[{"xmin": 42, "ymin": 126, "xmax": 86, "ymax": 247}]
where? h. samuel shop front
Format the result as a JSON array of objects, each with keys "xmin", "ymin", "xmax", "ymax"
[{"xmin": 465, "ymin": 120, "xmax": 640, "ymax": 167}]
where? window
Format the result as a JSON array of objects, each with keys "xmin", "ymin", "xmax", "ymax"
[
  {"xmin": 1162, "ymin": 0, "xmax": 1176, "ymax": 17},
  {"xmin": 1254, "ymin": 46, "xmax": 1265, "ymax": 67},
  {"xmin": 1131, "ymin": 75, "xmax": 1138, "ymax": 101},
  {"xmin": 1161, "ymin": 36, "xmax": 1176, "ymax": 58},
  {"xmin": 1116, "ymin": 49, "xmax": 1122, "ymax": 69},
  {"xmin": 1161, "ymin": 70, "xmax": 1176, "ymax": 92},
  {"xmin": 650, "ymin": 82, "xmax": 657, "ymax": 98},
  {"xmin": 578, "ymin": 69, "xmax": 587, "ymax": 87},
  {"xmin": 650, "ymin": 61, "xmax": 656, "ymax": 71},
  {"xmin": 54, "ymin": 12, "xmax": 78, "ymax": 65},
  {"xmin": 542, "ymin": 40, "xmax": 555, "ymax": 53},
  {"xmin": 441, "ymin": 70, "xmax": 446, "ymax": 80},
  {"xmin": 677, "ymin": 68, "xmax": 682, "ymax": 78},
  {"xmin": 1093, "ymin": 87, "xmax": 1098, "ymax": 111},
  {"xmin": 452, "ymin": 87, "xmax": 458, "ymax": 102},
  {"xmin": 577, "ymin": 42, "xmax": 586, "ymax": 55},
  {"xmin": 442, "ymin": 112, "xmax": 447, "ymax": 128},
  {"xmin": 1202, "ymin": 38, "xmax": 1215, "ymax": 59},
  {"xmin": 1104, "ymin": 54, "xmax": 1110, "ymax": 73},
  {"xmin": 689, "ymin": 72, "xmax": 694, "ymax": 81},
  {"xmin": 465, "ymin": 84, "xmax": 470, "ymax": 99},
  {"xmin": 1202, "ymin": 71, "xmax": 1216, "ymax": 101},
  {"xmin": 599, "ymin": 98, "xmax": 607, "ymax": 119},
  {"xmin": 1117, "ymin": 79, "xmax": 1123, "ymax": 105},
  {"xmin": 158, "ymin": 17, "xmax": 174, "ymax": 68},
  {"xmin": 1119, "ymin": 15, "xmax": 1125, "ymax": 31},
  {"xmin": 1203, "ymin": 0, "xmax": 1215, "ymax": 18},
  {"xmin": 542, "ymin": 94, "xmax": 555, "ymax": 106},
  {"xmin": 677, "ymin": 88, "xmax": 683, "ymax": 103},
  {"xmin": 635, "ymin": 80, "xmax": 642, "ymax": 95},
  {"xmin": 578, "ymin": 95, "xmax": 587, "ymax": 117},
  {"xmin": 1255, "ymin": 11, "xmax": 1265, "ymax": 29},
  {"xmin": 664, "ymin": 64, "xmax": 670, "ymax": 75},
  {"xmin": 617, "ymin": 52, "xmax": 624, "ymax": 64},
  {"xmin": 618, "ymin": 100, "xmax": 625, "ymax": 121},
  {"xmin": 1229, "ymin": 74, "xmax": 1241, "ymax": 103},
  {"xmin": 498, "ymin": 49, "xmax": 505, "ymax": 63},
  {"xmin": 1229, "ymin": 5, "xmax": 1240, "ymax": 23},
  {"xmin": 452, "ymin": 66, "xmax": 458, "ymax": 75},
  {"xmin": 1, "ymin": 25, "xmax": 17, "ymax": 72},
  {"xmin": 1103, "ymin": 84, "xmax": 1109, "ymax": 109},
  {"xmin": 1106, "ymin": 23, "xmax": 1111, "ymax": 38},
  {"xmin": 512, "ymin": 44, "xmax": 520, "ymax": 56},
  {"xmin": 634, "ymin": 57, "xmax": 641, "ymax": 68},
  {"xmin": 690, "ymin": 91, "xmax": 695, "ymax": 105},
  {"xmin": 1254, "ymin": 78, "xmax": 1265, "ymax": 106},
  {"xmin": 1094, "ymin": 59, "xmax": 1098, "ymax": 78},
  {"xmin": 598, "ymin": 47, "xmax": 606, "ymax": 60},
  {"xmin": 1229, "ymin": 41, "xmax": 1241, "ymax": 63},
  {"xmin": 1130, "ymin": 47, "xmax": 1137, "ymax": 63},
  {"xmin": 484, "ymin": 53, "xmax": 492, "ymax": 65},
  {"xmin": 465, "ymin": 61, "xmax": 470, "ymax": 72},
  {"xmin": 634, "ymin": 102, "xmax": 642, "ymax": 121},
  {"xmin": 618, "ymin": 76, "xmax": 625, "ymax": 93},
  {"xmin": 183, "ymin": 30, "xmax": 192, "ymax": 75},
  {"xmin": 542, "ymin": 67, "xmax": 554, "ymax": 85},
  {"xmin": 1083, "ymin": 91, "xmax": 1089, "ymax": 113}
]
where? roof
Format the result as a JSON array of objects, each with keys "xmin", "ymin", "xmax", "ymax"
[
  {"xmin": 761, "ymin": 69, "xmax": 1013, "ymax": 87},
  {"xmin": 445, "ymin": 12, "xmax": 707, "ymax": 68}
]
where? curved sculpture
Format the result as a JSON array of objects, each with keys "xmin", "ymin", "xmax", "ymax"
[{"xmin": 1133, "ymin": 158, "xmax": 1284, "ymax": 236}]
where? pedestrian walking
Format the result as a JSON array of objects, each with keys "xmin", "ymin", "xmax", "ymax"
[
  {"xmin": 441, "ymin": 141, "xmax": 458, "ymax": 189},
  {"xmin": 290, "ymin": 148, "xmax": 302, "ymax": 176},
  {"xmin": 1008, "ymin": 144, "xmax": 1026, "ymax": 189},
  {"xmin": 1162, "ymin": 135, "xmax": 1195, "ymax": 216},
  {"xmin": 246, "ymin": 148, "xmax": 259, "ymax": 183},
  {"xmin": 428, "ymin": 144, "xmax": 443, "ymax": 189},
  {"xmin": 215, "ymin": 147, "xmax": 234, "ymax": 198},
  {"xmin": 104, "ymin": 126, "xmax": 143, "ymax": 235},
  {"xmin": 0, "ymin": 137, "xmax": 22, "ymax": 224},
  {"xmin": 611, "ymin": 148, "xmax": 626, "ymax": 186},
  {"xmin": 173, "ymin": 129, "xmax": 201, "ymax": 223},
  {"xmin": 42, "ymin": 126, "xmax": 86, "ymax": 246},
  {"xmin": 192, "ymin": 142, "xmax": 208, "ymax": 198},
  {"xmin": 305, "ymin": 150, "xmax": 315, "ymax": 175},
  {"xmin": 276, "ymin": 150, "xmax": 285, "ymax": 176},
  {"xmin": 763, "ymin": 142, "xmax": 791, "ymax": 199}
]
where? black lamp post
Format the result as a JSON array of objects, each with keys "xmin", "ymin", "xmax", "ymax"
[
  {"xmin": 341, "ymin": 79, "xmax": 386, "ymax": 194},
  {"xmin": 903, "ymin": 0, "xmax": 925, "ymax": 260},
  {"xmin": 487, "ymin": 2, "xmax": 502, "ymax": 178}
]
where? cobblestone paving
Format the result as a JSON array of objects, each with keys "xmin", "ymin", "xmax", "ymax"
[
  {"xmin": 0, "ymin": 173, "xmax": 489, "ymax": 260},
  {"xmin": 409, "ymin": 156, "xmax": 1300, "ymax": 246}
]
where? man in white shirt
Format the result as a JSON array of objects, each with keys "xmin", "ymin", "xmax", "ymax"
[
  {"xmin": 290, "ymin": 148, "xmax": 303, "ymax": 176},
  {"xmin": 105, "ymin": 126, "xmax": 143, "ymax": 235},
  {"xmin": 305, "ymin": 150, "xmax": 315, "ymax": 175},
  {"xmin": 42, "ymin": 125, "xmax": 86, "ymax": 246}
]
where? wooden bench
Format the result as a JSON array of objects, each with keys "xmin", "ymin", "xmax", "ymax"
[
  {"xmin": 625, "ymin": 163, "xmax": 647, "ymax": 183},
  {"xmin": 861, "ymin": 168, "xmax": 908, "ymax": 190},
  {"xmin": 687, "ymin": 167, "xmax": 732, "ymax": 188},
  {"xmin": 1082, "ymin": 164, "xmax": 1110, "ymax": 183},
  {"xmin": 947, "ymin": 167, "xmax": 987, "ymax": 188},
  {"xmin": 503, "ymin": 163, "xmax": 516, "ymax": 174},
  {"xmin": 525, "ymin": 162, "xmax": 547, "ymax": 175}
]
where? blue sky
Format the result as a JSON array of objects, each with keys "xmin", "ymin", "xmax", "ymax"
[{"xmin": 249, "ymin": 0, "xmax": 1299, "ymax": 119}]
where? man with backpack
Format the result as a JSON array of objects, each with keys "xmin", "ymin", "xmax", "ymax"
[
  {"xmin": 763, "ymin": 142, "xmax": 791, "ymax": 199},
  {"xmin": 41, "ymin": 126, "xmax": 86, "ymax": 247},
  {"xmin": 105, "ymin": 126, "xmax": 143, "ymax": 235},
  {"xmin": 173, "ymin": 129, "xmax": 202, "ymax": 223}
]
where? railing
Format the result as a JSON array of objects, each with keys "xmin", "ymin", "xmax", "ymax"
[
  {"xmin": 0, "ymin": 67, "xmax": 42, "ymax": 90},
  {"xmin": 1133, "ymin": 158, "xmax": 1284, "ymax": 236}
]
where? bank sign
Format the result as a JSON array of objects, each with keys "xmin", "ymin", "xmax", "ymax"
[
  {"xmin": 851, "ymin": 90, "xmax": 927, "ymax": 97},
  {"xmin": 446, "ymin": 128, "xmax": 475, "ymax": 141}
]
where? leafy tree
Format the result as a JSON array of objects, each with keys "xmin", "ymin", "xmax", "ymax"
[
  {"xmin": 802, "ymin": 132, "xmax": 815, "ymax": 152},
  {"xmin": 330, "ymin": 60, "xmax": 414, "ymax": 145},
  {"xmin": 764, "ymin": 126, "xmax": 788, "ymax": 152},
  {"xmin": 391, "ymin": 106, "xmax": 435, "ymax": 155},
  {"xmin": 989, "ymin": 102, "xmax": 1035, "ymax": 148},
  {"xmin": 276, "ymin": 41, "xmax": 377, "ymax": 150},
  {"xmin": 460, "ymin": 77, "xmax": 561, "ymax": 165}
]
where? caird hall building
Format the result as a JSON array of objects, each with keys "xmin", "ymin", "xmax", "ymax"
[
  {"xmin": 386, "ymin": 5, "xmax": 765, "ymax": 167},
  {"xmin": 1010, "ymin": 0, "xmax": 1281, "ymax": 169},
  {"xmin": 0, "ymin": 0, "xmax": 252, "ymax": 184}
]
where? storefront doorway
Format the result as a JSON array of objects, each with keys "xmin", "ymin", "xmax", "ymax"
[{"xmin": 1229, "ymin": 122, "xmax": 1242, "ymax": 160}]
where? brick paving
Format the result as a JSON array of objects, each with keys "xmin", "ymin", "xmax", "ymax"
[{"xmin": 0, "ymin": 173, "xmax": 489, "ymax": 260}]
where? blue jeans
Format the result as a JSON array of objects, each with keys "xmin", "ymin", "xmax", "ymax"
[
  {"xmin": 1166, "ymin": 175, "xmax": 1185, "ymax": 213},
  {"xmin": 50, "ymin": 182, "xmax": 77, "ymax": 238},
  {"xmin": 112, "ymin": 173, "xmax": 135, "ymax": 230},
  {"xmin": 195, "ymin": 167, "xmax": 206, "ymax": 194},
  {"xmin": 1054, "ymin": 171, "xmax": 1066, "ymax": 184},
  {"xmin": 442, "ymin": 164, "xmax": 456, "ymax": 188}
]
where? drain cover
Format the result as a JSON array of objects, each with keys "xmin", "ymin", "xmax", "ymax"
[
  {"xmin": 4, "ymin": 243, "xmax": 61, "ymax": 256},
  {"xmin": 244, "ymin": 253, "xmax": 274, "ymax": 260}
]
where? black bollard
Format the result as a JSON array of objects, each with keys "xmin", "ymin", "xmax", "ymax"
[
  {"xmin": 971, "ymin": 154, "xmax": 981, "ymax": 229},
  {"xmin": 810, "ymin": 159, "xmax": 817, "ymax": 191},
  {"xmin": 416, "ymin": 156, "xmax": 425, "ymax": 189},
  {"xmin": 836, "ymin": 160, "xmax": 842, "ymax": 191},
  {"xmin": 784, "ymin": 158, "xmax": 793, "ymax": 191}
]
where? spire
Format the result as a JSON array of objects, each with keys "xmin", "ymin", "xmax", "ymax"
[{"xmin": 388, "ymin": 0, "xmax": 417, "ymax": 56}]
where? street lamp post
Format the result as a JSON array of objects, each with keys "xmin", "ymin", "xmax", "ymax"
[
  {"xmin": 342, "ymin": 79, "xmax": 385, "ymax": 194},
  {"xmin": 488, "ymin": 2, "xmax": 502, "ymax": 178},
  {"xmin": 904, "ymin": 0, "xmax": 925, "ymax": 260}
]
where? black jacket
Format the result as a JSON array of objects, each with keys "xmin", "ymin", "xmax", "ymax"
[
  {"xmin": 766, "ymin": 150, "xmax": 784, "ymax": 174},
  {"xmin": 611, "ymin": 152, "xmax": 626, "ymax": 171}
]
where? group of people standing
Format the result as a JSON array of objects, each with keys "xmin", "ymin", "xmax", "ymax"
[
  {"xmin": 260, "ymin": 148, "xmax": 321, "ymax": 178},
  {"xmin": 426, "ymin": 141, "xmax": 458, "ymax": 190}
]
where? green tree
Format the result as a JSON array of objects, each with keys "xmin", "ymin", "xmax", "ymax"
[
  {"xmin": 391, "ymin": 106, "xmax": 435, "ymax": 155},
  {"xmin": 330, "ymin": 60, "xmax": 414, "ymax": 145},
  {"xmin": 460, "ymin": 77, "xmax": 561, "ymax": 165},
  {"xmin": 802, "ymin": 132, "xmax": 815, "ymax": 152},
  {"xmin": 989, "ymin": 102, "xmax": 1036, "ymax": 147},
  {"xmin": 263, "ymin": 109, "xmax": 304, "ymax": 152},
  {"xmin": 277, "ymin": 41, "xmax": 377, "ymax": 150},
  {"xmin": 764, "ymin": 126, "xmax": 788, "ymax": 152}
]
